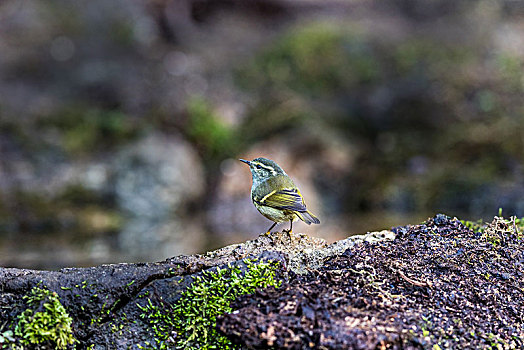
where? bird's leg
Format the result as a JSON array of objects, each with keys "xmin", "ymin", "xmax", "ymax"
[
  {"xmin": 283, "ymin": 220, "xmax": 293, "ymax": 234},
  {"xmin": 265, "ymin": 222, "xmax": 278, "ymax": 235}
]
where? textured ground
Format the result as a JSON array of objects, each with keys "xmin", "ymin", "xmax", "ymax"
[
  {"xmin": 1, "ymin": 214, "xmax": 522, "ymax": 349},
  {"xmin": 218, "ymin": 215, "xmax": 524, "ymax": 349}
]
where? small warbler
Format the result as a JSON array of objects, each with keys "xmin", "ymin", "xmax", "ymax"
[{"xmin": 240, "ymin": 157, "xmax": 320, "ymax": 234}]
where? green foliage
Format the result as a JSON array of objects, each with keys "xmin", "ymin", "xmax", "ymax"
[
  {"xmin": 41, "ymin": 106, "xmax": 140, "ymax": 155},
  {"xmin": 234, "ymin": 19, "xmax": 524, "ymax": 221},
  {"xmin": 393, "ymin": 39, "xmax": 472, "ymax": 76},
  {"xmin": 58, "ymin": 184, "xmax": 107, "ymax": 207},
  {"xmin": 238, "ymin": 23, "xmax": 380, "ymax": 95},
  {"xmin": 138, "ymin": 259, "xmax": 282, "ymax": 349},
  {"xmin": 2, "ymin": 186, "xmax": 122, "ymax": 236},
  {"xmin": 495, "ymin": 53, "xmax": 524, "ymax": 91},
  {"xmin": 186, "ymin": 96, "xmax": 236, "ymax": 160},
  {"xmin": 5, "ymin": 191, "xmax": 62, "ymax": 234},
  {"xmin": 14, "ymin": 286, "xmax": 76, "ymax": 349}
]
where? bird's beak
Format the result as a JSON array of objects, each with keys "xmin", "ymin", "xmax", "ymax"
[{"xmin": 239, "ymin": 159, "xmax": 251, "ymax": 166}]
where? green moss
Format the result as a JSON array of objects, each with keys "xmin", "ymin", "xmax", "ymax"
[
  {"xmin": 14, "ymin": 286, "xmax": 76, "ymax": 349},
  {"xmin": 138, "ymin": 258, "xmax": 282, "ymax": 349},
  {"xmin": 461, "ymin": 218, "xmax": 486, "ymax": 234},
  {"xmin": 461, "ymin": 209, "xmax": 524, "ymax": 240},
  {"xmin": 482, "ymin": 213, "xmax": 524, "ymax": 246},
  {"xmin": 415, "ymin": 314, "xmax": 513, "ymax": 350}
]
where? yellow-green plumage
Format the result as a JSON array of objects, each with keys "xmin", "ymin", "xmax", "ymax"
[{"xmin": 240, "ymin": 157, "xmax": 320, "ymax": 234}]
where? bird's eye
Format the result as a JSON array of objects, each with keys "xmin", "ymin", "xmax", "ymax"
[{"xmin": 255, "ymin": 164, "xmax": 262, "ymax": 169}]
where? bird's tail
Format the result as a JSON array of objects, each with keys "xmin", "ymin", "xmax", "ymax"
[{"xmin": 296, "ymin": 210, "xmax": 320, "ymax": 225}]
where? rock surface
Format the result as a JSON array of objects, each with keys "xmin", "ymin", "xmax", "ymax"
[
  {"xmin": 0, "ymin": 228, "xmax": 388, "ymax": 349},
  {"xmin": 219, "ymin": 215, "xmax": 524, "ymax": 349},
  {"xmin": 0, "ymin": 215, "xmax": 523, "ymax": 349}
]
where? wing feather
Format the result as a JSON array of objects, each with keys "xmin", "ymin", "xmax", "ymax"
[{"xmin": 255, "ymin": 188, "xmax": 307, "ymax": 212}]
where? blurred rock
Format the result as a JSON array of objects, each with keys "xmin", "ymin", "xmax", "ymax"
[
  {"xmin": 0, "ymin": 132, "xmax": 206, "ymax": 267},
  {"xmin": 113, "ymin": 133, "xmax": 205, "ymax": 260}
]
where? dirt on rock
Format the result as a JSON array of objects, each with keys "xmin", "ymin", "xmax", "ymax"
[{"xmin": 217, "ymin": 214, "xmax": 524, "ymax": 349}]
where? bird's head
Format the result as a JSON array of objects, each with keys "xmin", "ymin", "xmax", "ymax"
[{"xmin": 239, "ymin": 157, "xmax": 286, "ymax": 183}]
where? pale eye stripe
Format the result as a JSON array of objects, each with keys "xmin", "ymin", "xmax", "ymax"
[{"xmin": 258, "ymin": 163, "xmax": 277, "ymax": 175}]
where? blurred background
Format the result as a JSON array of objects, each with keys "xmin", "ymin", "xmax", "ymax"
[{"xmin": 1, "ymin": 0, "xmax": 523, "ymax": 269}]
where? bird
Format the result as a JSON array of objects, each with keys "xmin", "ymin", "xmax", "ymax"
[{"xmin": 239, "ymin": 157, "xmax": 320, "ymax": 234}]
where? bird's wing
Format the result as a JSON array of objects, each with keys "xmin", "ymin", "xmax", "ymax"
[{"xmin": 255, "ymin": 188, "xmax": 307, "ymax": 212}]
